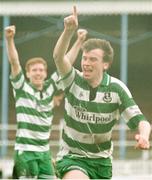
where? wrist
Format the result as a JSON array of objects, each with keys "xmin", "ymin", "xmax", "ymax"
[
  {"xmin": 64, "ymin": 28, "xmax": 76, "ymax": 35},
  {"xmin": 6, "ymin": 37, "xmax": 14, "ymax": 43},
  {"xmin": 136, "ymin": 134, "xmax": 149, "ymax": 141}
]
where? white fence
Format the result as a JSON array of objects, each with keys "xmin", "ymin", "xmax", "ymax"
[
  {"xmin": 0, "ymin": 123, "xmax": 152, "ymax": 178},
  {"xmin": 0, "ymin": 159, "xmax": 152, "ymax": 179}
]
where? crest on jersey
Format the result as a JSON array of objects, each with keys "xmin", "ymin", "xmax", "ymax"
[
  {"xmin": 103, "ymin": 92, "xmax": 112, "ymax": 102},
  {"xmin": 79, "ymin": 92, "xmax": 84, "ymax": 98}
]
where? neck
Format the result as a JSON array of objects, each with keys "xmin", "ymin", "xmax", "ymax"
[
  {"xmin": 89, "ymin": 81, "xmax": 99, "ymax": 88},
  {"xmin": 88, "ymin": 74, "xmax": 103, "ymax": 88},
  {"xmin": 33, "ymin": 84, "xmax": 43, "ymax": 91},
  {"xmin": 37, "ymin": 85, "xmax": 43, "ymax": 91}
]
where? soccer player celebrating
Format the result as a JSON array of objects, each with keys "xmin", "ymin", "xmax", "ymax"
[
  {"xmin": 5, "ymin": 25, "xmax": 63, "ymax": 179},
  {"xmin": 53, "ymin": 6, "xmax": 151, "ymax": 179}
]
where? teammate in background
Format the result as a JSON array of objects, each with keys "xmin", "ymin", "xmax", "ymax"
[
  {"xmin": 53, "ymin": 6, "xmax": 151, "ymax": 179},
  {"xmin": 5, "ymin": 25, "xmax": 63, "ymax": 179}
]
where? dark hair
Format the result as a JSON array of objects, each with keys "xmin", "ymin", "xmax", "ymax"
[{"xmin": 81, "ymin": 38, "xmax": 114, "ymax": 64}]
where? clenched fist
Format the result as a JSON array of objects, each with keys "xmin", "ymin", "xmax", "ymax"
[
  {"xmin": 77, "ymin": 29, "xmax": 88, "ymax": 42},
  {"xmin": 135, "ymin": 134, "xmax": 150, "ymax": 150},
  {"xmin": 5, "ymin": 25, "xmax": 16, "ymax": 39}
]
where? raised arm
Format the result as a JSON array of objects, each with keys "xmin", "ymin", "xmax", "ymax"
[
  {"xmin": 53, "ymin": 6, "xmax": 78, "ymax": 77},
  {"xmin": 66, "ymin": 29, "xmax": 88, "ymax": 65},
  {"xmin": 5, "ymin": 25, "xmax": 21, "ymax": 77},
  {"xmin": 135, "ymin": 121, "xmax": 151, "ymax": 149}
]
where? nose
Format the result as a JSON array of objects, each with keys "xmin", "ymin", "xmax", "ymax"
[
  {"xmin": 36, "ymin": 70, "xmax": 40, "ymax": 74},
  {"xmin": 35, "ymin": 70, "xmax": 42, "ymax": 76},
  {"xmin": 83, "ymin": 58, "xmax": 90, "ymax": 65}
]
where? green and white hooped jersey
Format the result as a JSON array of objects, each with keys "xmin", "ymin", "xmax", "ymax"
[
  {"xmin": 10, "ymin": 70, "xmax": 58, "ymax": 152},
  {"xmin": 57, "ymin": 68, "xmax": 146, "ymax": 159}
]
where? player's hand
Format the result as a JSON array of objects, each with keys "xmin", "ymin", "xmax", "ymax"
[
  {"xmin": 77, "ymin": 29, "xmax": 88, "ymax": 42},
  {"xmin": 64, "ymin": 6, "xmax": 78, "ymax": 32},
  {"xmin": 135, "ymin": 134, "xmax": 150, "ymax": 149},
  {"xmin": 5, "ymin": 25, "xmax": 16, "ymax": 39},
  {"xmin": 53, "ymin": 93, "xmax": 64, "ymax": 107}
]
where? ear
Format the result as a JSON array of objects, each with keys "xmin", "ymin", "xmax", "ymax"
[
  {"xmin": 26, "ymin": 71, "xmax": 30, "ymax": 79},
  {"xmin": 44, "ymin": 71, "xmax": 47, "ymax": 79},
  {"xmin": 103, "ymin": 62, "xmax": 110, "ymax": 70}
]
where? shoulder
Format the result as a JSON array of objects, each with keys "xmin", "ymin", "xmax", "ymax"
[
  {"xmin": 110, "ymin": 76, "xmax": 126, "ymax": 87},
  {"xmin": 10, "ymin": 70, "xmax": 26, "ymax": 90},
  {"xmin": 110, "ymin": 76, "xmax": 132, "ymax": 97},
  {"xmin": 50, "ymin": 71, "xmax": 60, "ymax": 82},
  {"xmin": 75, "ymin": 69, "xmax": 83, "ymax": 77}
]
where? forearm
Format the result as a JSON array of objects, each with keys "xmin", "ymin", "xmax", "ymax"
[
  {"xmin": 53, "ymin": 5, "xmax": 78, "ymax": 77},
  {"xmin": 6, "ymin": 38, "xmax": 21, "ymax": 76},
  {"xmin": 53, "ymin": 29, "xmax": 75, "ymax": 77},
  {"xmin": 66, "ymin": 39, "xmax": 82, "ymax": 65},
  {"xmin": 53, "ymin": 29, "xmax": 74, "ymax": 63},
  {"xmin": 66, "ymin": 29, "xmax": 88, "ymax": 65},
  {"xmin": 6, "ymin": 39, "xmax": 18, "ymax": 63}
]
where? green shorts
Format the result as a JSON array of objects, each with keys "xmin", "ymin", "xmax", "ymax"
[
  {"xmin": 13, "ymin": 150, "xmax": 55, "ymax": 179},
  {"xmin": 56, "ymin": 154, "xmax": 112, "ymax": 179}
]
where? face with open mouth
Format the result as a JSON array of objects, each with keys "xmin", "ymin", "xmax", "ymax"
[{"xmin": 81, "ymin": 49, "xmax": 109, "ymax": 87}]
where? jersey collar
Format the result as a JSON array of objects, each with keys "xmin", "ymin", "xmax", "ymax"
[{"xmin": 101, "ymin": 72, "xmax": 110, "ymax": 86}]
